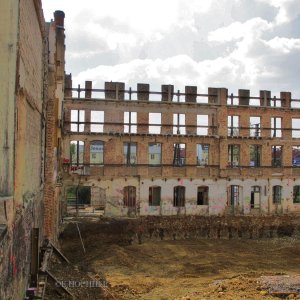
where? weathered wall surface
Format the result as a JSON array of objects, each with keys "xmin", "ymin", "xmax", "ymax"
[
  {"xmin": 0, "ymin": 0, "xmax": 47, "ymax": 299},
  {"xmin": 0, "ymin": 0, "xmax": 18, "ymax": 225},
  {"xmin": 63, "ymin": 177, "xmax": 300, "ymax": 217},
  {"xmin": 43, "ymin": 11, "xmax": 65, "ymax": 243}
]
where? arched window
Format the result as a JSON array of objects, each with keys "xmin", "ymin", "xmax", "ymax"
[
  {"xmin": 90, "ymin": 141, "xmax": 104, "ymax": 165},
  {"xmin": 273, "ymin": 185, "xmax": 282, "ymax": 204},
  {"xmin": 174, "ymin": 186, "xmax": 185, "ymax": 207},
  {"xmin": 123, "ymin": 186, "xmax": 136, "ymax": 207}
]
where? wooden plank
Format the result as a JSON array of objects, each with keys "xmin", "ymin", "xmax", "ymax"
[{"xmin": 50, "ymin": 241, "xmax": 70, "ymax": 264}]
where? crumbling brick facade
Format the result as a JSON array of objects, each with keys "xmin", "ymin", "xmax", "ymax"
[
  {"xmin": 0, "ymin": 1, "xmax": 65, "ymax": 298},
  {"xmin": 43, "ymin": 11, "xmax": 66, "ymax": 243},
  {"xmin": 62, "ymin": 80, "xmax": 300, "ymax": 217}
]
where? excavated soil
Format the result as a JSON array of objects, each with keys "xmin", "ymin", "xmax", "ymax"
[{"xmin": 57, "ymin": 218, "xmax": 300, "ymax": 300}]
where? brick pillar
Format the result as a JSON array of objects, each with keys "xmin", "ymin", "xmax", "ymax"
[
  {"xmin": 240, "ymin": 143, "xmax": 249, "ymax": 167},
  {"xmin": 162, "ymin": 142, "xmax": 174, "ymax": 176},
  {"xmin": 208, "ymin": 87, "xmax": 218, "ymax": 104},
  {"xmin": 239, "ymin": 89, "xmax": 250, "ymax": 106},
  {"xmin": 262, "ymin": 144, "xmax": 271, "ymax": 167},
  {"xmin": 185, "ymin": 86, "xmax": 197, "ymax": 103},
  {"xmin": 186, "ymin": 113, "xmax": 196, "ymax": 135},
  {"xmin": 260, "ymin": 90, "xmax": 271, "ymax": 107},
  {"xmin": 137, "ymin": 112, "xmax": 148, "ymax": 134},
  {"xmin": 137, "ymin": 83, "xmax": 149, "ymax": 101},
  {"xmin": 161, "ymin": 85, "xmax": 174, "ymax": 102},
  {"xmin": 105, "ymin": 82, "xmax": 125, "ymax": 100},
  {"xmin": 104, "ymin": 109, "xmax": 123, "ymax": 133},
  {"xmin": 281, "ymin": 91, "xmax": 291, "ymax": 109},
  {"xmin": 161, "ymin": 111, "xmax": 173, "ymax": 134},
  {"xmin": 260, "ymin": 112, "xmax": 270, "ymax": 138},
  {"xmin": 64, "ymin": 74, "xmax": 72, "ymax": 97},
  {"xmin": 85, "ymin": 81, "xmax": 92, "ymax": 99},
  {"xmin": 218, "ymin": 88, "xmax": 228, "ymax": 106},
  {"xmin": 64, "ymin": 108, "xmax": 71, "ymax": 132},
  {"xmin": 84, "ymin": 140, "xmax": 90, "ymax": 165},
  {"xmin": 219, "ymin": 140, "xmax": 228, "ymax": 169},
  {"xmin": 239, "ymin": 111, "xmax": 249, "ymax": 137},
  {"xmin": 282, "ymin": 94, "xmax": 292, "ymax": 139},
  {"xmin": 283, "ymin": 144, "xmax": 292, "ymax": 167},
  {"xmin": 186, "ymin": 140, "xmax": 196, "ymax": 165},
  {"xmin": 85, "ymin": 109, "xmax": 91, "ymax": 133},
  {"xmin": 217, "ymin": 88, "xmax": 228, "ymax": 136}
]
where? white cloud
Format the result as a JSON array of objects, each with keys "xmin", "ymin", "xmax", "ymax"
[
  {"xmin": 264, "ymin": 37, "xmax": 300, "ymax": 53},
  {"xmin": 42, "ymin": 0, "xmax": 300, "ymax": 97},
  {"xmin": 208, "ymin": 18, "xmax": 271, "ymax": 43}
]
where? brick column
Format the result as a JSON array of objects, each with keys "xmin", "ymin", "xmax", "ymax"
[
  {"xmin": 85, "ymin": 80, "xmax": 92, "ymax": 99},
  {"xmin": 185, "ymin": 86, "xmax": 197, "ymax": 103},
  {"xmin": 186, "ymin": 113, "xmax": 196, "ymax": 135},
  {"xmin": 162, "ymin": 111, "xmax": 173, "ymax": 134},
  {"xmin": 137, "ymin": 111, "xmax": 148, "ymax": 134}
]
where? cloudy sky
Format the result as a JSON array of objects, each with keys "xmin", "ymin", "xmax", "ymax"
[{"xmin": 42, "ymin": 0, "xmax": 300, "ymax": 97}]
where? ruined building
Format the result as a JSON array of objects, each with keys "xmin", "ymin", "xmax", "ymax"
[
  {"xmin": 0, "ymin": 1, "xmax": 65, "ymax": 298},
  {"xmin": 62, "ymin": 81, "xmax": 300, "ymax": 217},
  {"xmin": 1, "ymin": 0, "xmax": 300, "ymax": 299}
]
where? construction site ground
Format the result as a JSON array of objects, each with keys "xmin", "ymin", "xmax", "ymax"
[{"xmin": 55, "ymin": 217, "xmax": 300, "ymax": 299}]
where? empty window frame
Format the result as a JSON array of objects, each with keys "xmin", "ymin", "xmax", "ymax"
[
  {"xmin": 228, "ymin": 144, "xmax": 240, "ymax": 167},
  {"xmin": 90, "ymin": 141, "xmax": 104, "ymax": 165},
  {"xmin": 149, "ymin": 186, "xmax": 161, "ymax": 206},
  {"xmin": 70, "ymin": 141, "xmax": 84, "ymax": 165},
  {"xmin": 228, "ymin": 116, "xmax": 239, "ymax": 136},
  {"xmin": 251, "ymin": 186, "xmax": 260, "ymax": 209},
  {"xmin": 196, "ymin": 144, "xmax": 209, "ymax": 166},
  {"xmin": 293, "ymin": 186, "xmax": 300, "ymax": 203},
  {"xmin": 292, "ymin": 119, "xmax": 300, "ymax": 138},
  {"xmin": 173, "ymin": 114, "xmax": 186, "ymax": 134},
  {"xmin": 123, "ymin": 142, "xmax": 137, "ymax": 165},
  {"xmin": 123, "ymin": 186, "xmax": 136, "ymax": 207},
  {"xmin": 197, "ymin": 186, "xmax": 209, "ymax": 205},
  {"xmin": 271, "ymin": 145, "xmax": 282, "ymax": 167},
  {"xmin": 173, "ymin": 186, "xmax": 185, "ymax": 207},
  {"xmin": 66, "ymin": 186, "xmax": 91, "ymax": 206},
  {"xmin": 124, "ymin": 112, "xmax": 137, "ymax": 133},
  {"xmin": 197, "ymin": 115, "xmax": 208, "ymax": 135},
  {"xmin": 272, "ymin": 185, "xmax": 282, "ymax": 204},
  {"xmin": 292, "ymin": 146, "xmax": 300, "ymax": 166},
  {"xmin": 271, "ymin": 117, "xmax": 282, "ymax": 138},
  {"xmin": 173, "ymin": 143, "xmax": 186, "ymax": 166},
  {"xmin": 229, "ymin": 185, "xmax": 240, "ymax": 206},
  {"xmin": 149, "ymin": 113, "xmax": 161, "ymax": 134},
  {"xmin": 90, "ymin": 111, "xmax": 104, "ymax": 133},
  {"xmin": 71, "ymin": 110, "xmax": 85, "ymax": 132},
  {"xmin": 250, "ymin": 116, "xmax": 261, "ymax": 137},
  {"xmin": 250, "ymin": 145, "xmax": 261, "ymax": 167},
  {"xmin": 149, "ymin": 143, "xmax": 161, "ymax": 166}
]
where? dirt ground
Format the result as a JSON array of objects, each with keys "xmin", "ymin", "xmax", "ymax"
[{"xmin": 60, "ymin": 229, "xmax": 300, "ymax": 300}]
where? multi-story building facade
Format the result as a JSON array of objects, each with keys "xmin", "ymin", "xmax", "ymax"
[{"xmin": 62, "ymin": 80, "xmax": 300, "ymax": 217}]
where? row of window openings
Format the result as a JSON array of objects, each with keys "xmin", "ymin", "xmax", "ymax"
[
  {"xmin": 127, "ymin": 185, "xmax": 300, "ymax": 208},
  {"xmin": 229, "ymin": 116, "xmax": 300, "ymax": 138},
  {"xmin": 71, "ymin": 111, "xmax": 209, "ymax": 135},
  {"xmin": 70, "ymin": 110, "xmax": 300, "ymax": 138},
  {"xmin": 70, "ymin": 141, "xmax": 300, "ymax": 167}
]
